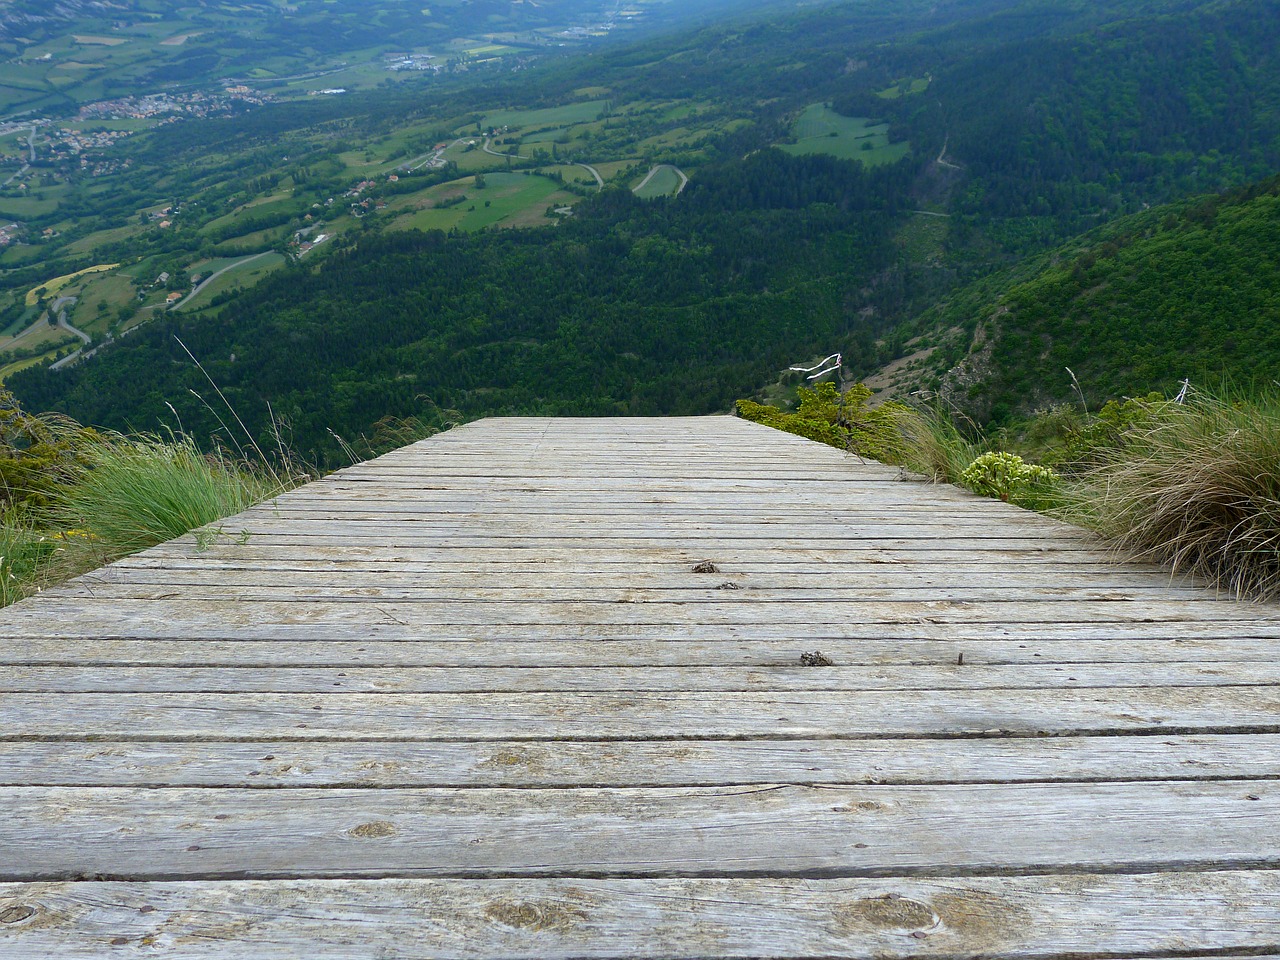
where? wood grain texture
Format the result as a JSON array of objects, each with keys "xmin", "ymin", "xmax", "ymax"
[
  {"xmin": 1, "ymin": 415, "xmax": 1279, "ymax": 954},
  {"xmin": 2, "ymin": 686, "xmax": 1278, "ymax": 740},
  {"xmin": 2, "ymin": 734, "xmax": 1277, "ymax": 788},
  {"xmin": 1, "ymin": 873, "xmax": 1279, "ymax": 959},
  {"xmin": 2, "ymin": 781, "xmax": 1279, "ymax": 879}
]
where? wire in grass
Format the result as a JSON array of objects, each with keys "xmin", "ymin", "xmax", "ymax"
[{"xmin": 174, "ymin": 335, "xmax": 271, "ymax": 468}]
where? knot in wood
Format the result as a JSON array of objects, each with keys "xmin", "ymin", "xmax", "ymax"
[{"xmin": 0, "ymin": 905, "xmax": 35, "ymax": 925}]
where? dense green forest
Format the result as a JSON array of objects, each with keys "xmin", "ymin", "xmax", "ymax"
[
  {"xmin": 12, "ymin": 152, "xmax": 911, "ymax": 464},
  {"xmin": 9, "ymin": 0, "xmax": 1280, "ymax": 460},
  {"xmin": 880, "ymin": 174, "xmax": 1280, "ymax": 421}
]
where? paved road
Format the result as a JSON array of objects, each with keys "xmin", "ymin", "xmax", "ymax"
[
  {"xmin": 576, "ymin": 162, "xmax": 604, "ymax": 189},
  {"xmin": 482, "ymin": 138, "xmax": 528, "ymax": 161},
  {"xmin": 2, "ymin": 126, "xmax": 36, "ymax": 186},
  {"xmin": 47, "ymin": 296, "xmax": 93, "ymax": 371}
]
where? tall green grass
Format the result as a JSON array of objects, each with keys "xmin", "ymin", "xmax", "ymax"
[
  {"xmin": 50, "ymin": 434, "xmax": 279, "ymax": 563},
  {"xmin": 0, "ymin": 382, "xmax": 304, "ymax": 606},
  {"xmin": 893, "ymin": 404, "xmax": 984, "ymax": 484},
  {"xmin": 0, "ymin": 509, "xmax": 53, "ymax": 607}
]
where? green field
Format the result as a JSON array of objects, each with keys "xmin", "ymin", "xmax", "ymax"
[
  {"xmin": 780, "ymin": 103, "xmax": 910, "ymax": 166},
  {"xmin": 389, "ymin": 172, "xmax": 575, "ymax": 233},
  {"xmin": 178, "ymin": 252, "xmax": 287, "ymax": 312},
  {"xmin": 64, "ymin": 223, "xmax": 146, "ymax": 256},
  {"xmin": 877, "ymin": 76, "xmax": 931, "ymax": 99},
  {"xmin": 440, "ymin": 140, "xmax": 510, "ymax": 173},
  {"xmin": 481, "ymin": 101, "xmax": 607, "ymax": 133},
  {"xmin": 0, "ymin": 188, "xmax": 70, "ymax": 220},
  {"xmin": 632, "ymin": 165, "xmax": 686, "ymax": 199}
]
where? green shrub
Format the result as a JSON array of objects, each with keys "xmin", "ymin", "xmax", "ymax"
[
  {"xmin": 1056, "ymin": 392, "xmax": 1170, "ymax": 468},
  {"xmin": 960, "ymin": 451, "xmax": 1059, "ymax": 506},
  {"xmin": 737, "ymin": 381, "xmax": 911, "ymax": 462}
]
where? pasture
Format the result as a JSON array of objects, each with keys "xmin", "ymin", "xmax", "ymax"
[
  {"xmin": 877, "ymin": 76, "xmax": 931, "ymax": 99},
  {"xmin": 780, "ymin": 103, "xmax": 910, "ymax": 166},
  {"xmin": 481, "ymin": 101, "xmax": 607, "ymax": 133},
  {"xmin": 632, "ymin": 165, "xmax": 685, "ymax": 198},
  {"xmin": 390, "ymin": 172, "xmax": 575, "ymax": 233},
  {"xmin": 25, "ymin": 264, "xmax": 119, "ymax": 306}
]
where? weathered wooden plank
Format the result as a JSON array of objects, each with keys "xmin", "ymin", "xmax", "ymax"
[
  {"xmin": 3, "ymin": 735, "xmax": 1276, "ymax": 788},
  {"xmin": 3, "ymin": 687, "xmax": 1277, "ymax": 740},
  {"xmin": 6, "ymin": 619, "xmax": 1280, "ymax": 645},
  {"xmin": 173, "ymin": 522, "xmax": 1092, "ymax": 541},
  {"xmin": 2, "ymin": 781, "xmax": 1278, "ymax": 880},
  {"xmin": 4, "ymin": 661, "xmax": 1279, "ymax": 694},
  {"xmin": 253, "ymin": 501, "xmax": 1031, "ymax": 516},
  {"xmin": 0, "ymin": 598, "xmax": 1263, "ymax": 629},
  {"xmin": 232, "ymin": 514, "xmax": 1070, "ymax": 537},
  {"xmin": 49, "ymin": 583, "xmax": 1217, "ymax": 604},
  {"xmin": 4, "ymin": 636, "xmax": 1276, "ymax": 668},
  {"xmin": 123, "ymin": 542, "xmax": 1155, "ymax": 566},
  {"xmin": 1, "ymin": 872, "xmax": 1278, "ymax": 959},
  {"xmin": 87, "ymin": 565, "xmax": 1196, "ymax": 589}
]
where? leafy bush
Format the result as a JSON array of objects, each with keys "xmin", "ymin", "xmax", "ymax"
[
  {"xmin": 960, "ymin": 451, "xmax": 1059, "ymax": 506},
  {"xmin": 1055, "ymin": 392, "xmax": 1170, "ymax": 468},
  {"xmin": 736, "ymin": 381, "xmax": 911, "ymax": 463}
]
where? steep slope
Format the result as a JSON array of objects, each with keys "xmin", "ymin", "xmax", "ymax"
[{"xmin": 881, "ymin": 175, "xmax": 1280, "ymax": 420}]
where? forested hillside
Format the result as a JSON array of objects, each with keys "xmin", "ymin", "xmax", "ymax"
[
  {"xmin": 9, "ymin": 0, "xmax": 1280, "ymax": 459},
  {"xmin": 12, "ymin": 153, "xmax": 910, "ymax": 464},
  {"xmin": 879, "ymin": 175, "xmax": 1280, "ymax": 421}
]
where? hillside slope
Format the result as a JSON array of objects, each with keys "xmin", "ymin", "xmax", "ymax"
[{"xmin": 880, "ymin": 175, "xmax": 1280, "ymax": 420}]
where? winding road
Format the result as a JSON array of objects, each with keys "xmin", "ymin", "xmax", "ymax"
[
  {"xmin": 46, "ymin": 296, "xmax": 93, "ymax": 371},
  {"xmin": 936, "ymin": 135, "xmax": 962, "ymax": 171},
  {"xmin": 2, "ymin": 125, "xmax": 37, "ymax": 187}
]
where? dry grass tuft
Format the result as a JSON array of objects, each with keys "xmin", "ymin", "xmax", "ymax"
[{"xmin": 1062, "ymin": 392, "xmax": 1280, "ymax": 600}]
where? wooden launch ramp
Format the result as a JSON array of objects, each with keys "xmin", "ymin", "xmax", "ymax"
[{"xmin": 1, "ymin": 416, "xmax": 1278, "ymax": 957}]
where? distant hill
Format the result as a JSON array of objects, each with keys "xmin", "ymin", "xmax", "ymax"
[{"xmin": 875, "ymin": 175, "xmax": 1280, "ymax": 421}]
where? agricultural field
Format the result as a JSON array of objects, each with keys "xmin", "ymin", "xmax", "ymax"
[
  {"xmin": 177, "ymin": 252, "xmax": 288, "ymax": 312},
  {"xmin": 779, "ymin": 103, "xmax": 910, "ymax": 166},
  {"xmin": 877, "ymin": 76, "xmax": 931, "ymax": 99},
  {"xmin": 25, "ymin": 264, "xmax": 119, "ymax": 306},
  {"xmin": 632, "ymin": 164, "xmax": 686, "ymax": 198},
  {"xmin": 0, "ymin": 187, "xmax": 71, "ymax": 221},
  {"xmin": 482, "ymin": 101, "xmax": 608, "ymax": 133},
  {"xmin": 388, "ymin": 172, "xmax": 576, "ymax": 233}
]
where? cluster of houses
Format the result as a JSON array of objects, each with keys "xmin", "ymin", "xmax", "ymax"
[
  {"xmin": 77, "ymin": 91, "xmax": 269, "ymax": 122},
  {"xmin": 384, "ymin": 53, "xmax": 440, "ymax": 73}
]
